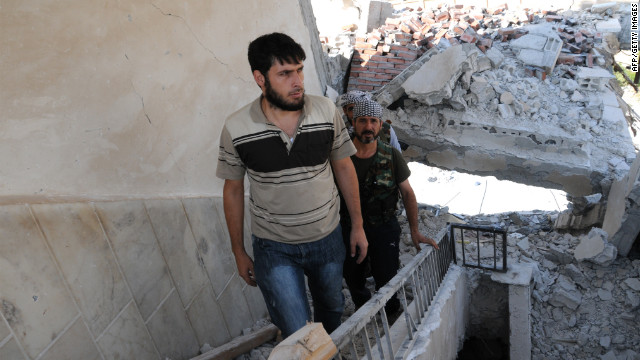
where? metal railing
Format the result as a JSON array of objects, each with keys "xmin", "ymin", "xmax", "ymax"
[
  {"xmin": 329, "ymin": 222, "xmax": 508, "ymax": 359},
  {"xmin": 330, "ymin": 227, "xmax": 454, "ymax": 359},
  {"xmin": 449, "ymin": 223, "xmax": 507, "ymax": 272}
]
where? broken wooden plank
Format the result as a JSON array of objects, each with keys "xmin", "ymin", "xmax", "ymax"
[
  {"xmin": 268, "ymin": 323, "xmax": 337, "ymax": 360},
  {"xmin": 191, "ymin": 324, "xmax": 279, "ymax": 360}
]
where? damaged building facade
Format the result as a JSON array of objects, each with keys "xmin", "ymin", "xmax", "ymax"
[
  {"xmin": 1, "ymin": 0, "xmax": 639, "ymax": 359},
  {"xmin": 319, "ymin": 0, "xmax": 640, "ymax": 257}
]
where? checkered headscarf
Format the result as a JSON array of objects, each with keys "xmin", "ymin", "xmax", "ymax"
[
  {"xmin": 352, "ymin": 99, "xmax": 383, "ymax": 120},
  {"xmin": 338, "ymin": 90, "xmax": 372, "ymax": 106}
]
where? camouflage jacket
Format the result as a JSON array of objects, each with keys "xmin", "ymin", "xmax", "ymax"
[{"xmin": 359, "ymin": 140, "xmax": 398, "ymax": 227}]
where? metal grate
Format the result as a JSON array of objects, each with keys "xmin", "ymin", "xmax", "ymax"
[{"xmin": 448, "ymin": 223, "xmax": 507, "ymax": 273}]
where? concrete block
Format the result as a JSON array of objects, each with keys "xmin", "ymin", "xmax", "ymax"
[
  {"xmin": 595, "ymin": 18, "xmax": 622, "ymax": 33},
  {"xmin": 32, "ymin": 203, "xmax": 130, "ymax": 338},
  {"xmin": 510, "ymin": 34, "xmax": 562, "ymax": 72},
  {"xmin": 0, "ymin": 337, "xmax": 25, "ymax": 360},
  {"xmin": 146, "ymin": 290, "xmax": 199, "ymax": 360},
  {"xmin": 95, "ymin": 201, "xmax": 173, "ymax": 321},
  {"xmin": 602, "ymin": 105, "xmax": 626, "ymax": 132},
  {"xmin": 0, "ymin": 205, "xmax": 78, "ymax": 359},
  {"xmin": 402, "ymin": 43, "xmax": 479, "ymax": 105},
  {"xmin": 97, "ymin": 302, "xmax": 158, "ymax": 360},
  {"xmin": 182, "ymin": 198, "xmax": 235, "ymax": 298},
  {"xmin": 39, "ymin": 318, "xmax": 100, "ymax": 360},
  {"xmin": 574, "ymin": 228, "xmax": 618, "ymax": 266},
  {"xmin": 186, "ymin": 285, "xmax": 231, "ymax": 348},
  {"xmin": 145, "ymin": 199, "xmax": 209, "ymax": 307}
]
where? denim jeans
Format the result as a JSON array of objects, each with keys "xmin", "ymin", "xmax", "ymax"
[{"xmin": 252, "ymin": 225, "xmax": 346, "ymax": 338}]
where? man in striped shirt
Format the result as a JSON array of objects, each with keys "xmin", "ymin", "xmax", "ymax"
[{"xmin": 216, "ymin": 33, "xmax": 367, "ymax": 338}]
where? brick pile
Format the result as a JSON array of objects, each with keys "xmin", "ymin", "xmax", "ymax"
[{"xmin": 345, "ymin": 3, "xmax": 605, "ymax": 92}]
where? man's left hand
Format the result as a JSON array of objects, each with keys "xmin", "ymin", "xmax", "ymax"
[{"xmin": 412, "ymin": 232, "xmax": 439, "ymax": 251}]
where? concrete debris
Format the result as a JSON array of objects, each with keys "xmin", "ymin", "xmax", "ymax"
[
  {"xmin": 237, "ymin": 206, "xmax": 640, "ymax": 359},
  {"xmin": 574, "ymin": 227, "xmax": 618, "ymax": 266},
  {"xmin": 402, "ymin": 43, "xmax": 480, "ymax": 105}
]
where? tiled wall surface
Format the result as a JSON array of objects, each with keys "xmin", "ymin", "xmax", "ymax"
[{"xmin": 0, "ymin": 197, "xmax": 268, "ymax": 360}]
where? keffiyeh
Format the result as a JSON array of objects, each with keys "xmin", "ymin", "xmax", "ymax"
[{"xmin": 352, "ymin": 99, "xmax": 383, "ymax": 119}]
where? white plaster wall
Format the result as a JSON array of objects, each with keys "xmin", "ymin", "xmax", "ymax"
[{"xmin": 0, "ymin": 0, "xmax": 323, "ymax": 202}]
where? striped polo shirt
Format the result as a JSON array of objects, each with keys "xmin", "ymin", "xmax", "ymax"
[{"xmin": 216, "ymin": 94, "xmax": 356, "ymax": 244}]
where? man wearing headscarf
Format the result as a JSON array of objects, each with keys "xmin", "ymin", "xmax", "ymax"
[
  {"xmin": 337, "ymin": 91, "xmax": 402, "ymax": 151},
  {"xmin": 339, "ymin": 98, "xmax": 439, "ymax": 315}
]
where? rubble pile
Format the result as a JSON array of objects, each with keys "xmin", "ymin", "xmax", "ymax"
[
  {"xmin": 434, "ymin": 209, "xmax": 640, "ymax": 360},
  {"xmin": 338, "ymin": 2, "xmax": 624, "ymax": 93}
]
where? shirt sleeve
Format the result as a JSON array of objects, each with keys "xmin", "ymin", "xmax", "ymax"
[
  {"xmin": 389, "ymin": 126, "xmax": 402, "ymax": 152},
  {"xmin": 215, "ymin": 126, "xmax": 246, "ymax": 180},
  {"xmin": 392, "ymin": 147, "xmax": 411, "ymax": 184},
  {"xmin": 330, "ymin": 106, "xmax": 357, "ymax": 161}
]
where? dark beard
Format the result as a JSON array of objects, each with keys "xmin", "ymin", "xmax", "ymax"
[
  {"xmin": 264, "ymin": 76, "xmax": 305, "ymax": 111},
  {"xmin": 354, "ymin": 130, "xmax": 378, "ymax": 144}
]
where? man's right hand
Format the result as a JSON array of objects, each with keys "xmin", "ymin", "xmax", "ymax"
[
  {"xmin": 350, "ymin": 225, "xmax": 368, "ymax": 264},
  {"xmin": 235, "ymin": 250, "xmax": 257, "ymax": 287}
]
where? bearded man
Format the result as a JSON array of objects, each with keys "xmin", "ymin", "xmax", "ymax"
[
  {"xmin": 216, "ymin": 32, "xmax": 368, "ymax": 338},
  {"xmin": 340, "ymin": 98, "xmax": 439, "ymax": 315}
]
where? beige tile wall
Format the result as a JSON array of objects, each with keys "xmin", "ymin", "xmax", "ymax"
[{"xmin": 0, "ymin": 198, "xmax": 268, "ymax": 360}]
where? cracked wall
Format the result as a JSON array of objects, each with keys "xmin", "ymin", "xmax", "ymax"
[
  {"xmin": 0, "ymin": 1, "xmax": 326, "ymax": 359},
  {"xmin": 0, "ymin": 0, "xmax": 325, "ymax": 201}
]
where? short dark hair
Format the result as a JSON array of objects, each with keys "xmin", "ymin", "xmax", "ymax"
[{"xmin": 248, "ymin": 33, "xmax": 306, "ymax": 75}]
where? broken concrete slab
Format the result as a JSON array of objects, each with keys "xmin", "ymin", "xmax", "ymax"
[
  {"xmin": 574, "ymin": 227, "xmax": 618, "ymax": 266},
  {"xmin": 401, "ymin": 44, "xmax": 480, "ymax": 106},
  {"xmin": 509, "ymin": 33, "xmax": 563, "ymax": 73}
]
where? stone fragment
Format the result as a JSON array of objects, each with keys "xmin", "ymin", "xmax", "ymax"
[
  {"xmin": 549, "ymin": 287, "xmax": 582, "ymax": 310},
  {"xmin": 498, "ymin": 103, "xmax": 514, "ymax": 118},
  {"xmin": 485, "ymin": 47, "xmax": 504, "ymax": 68},
  {"xmin": 574, "ymin": 228, "xmax": 618, "ymax": 266},
  {"xmin": 500, "ymin": 91, "xmax": 514, "ymax": 105},
  {"xmin": 624, "ymin": 278, "xmax": 640, "ymax": 291}
]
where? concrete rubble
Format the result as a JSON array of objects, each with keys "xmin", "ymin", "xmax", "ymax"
[
  {"xmin": 233, "ymin": 206, "xmax": 640, "ymax": 360},
  {"xmin": 321, "ymin": 1, "xmax": 639, "ymax": 255}
]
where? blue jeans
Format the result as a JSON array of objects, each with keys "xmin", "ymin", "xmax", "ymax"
[{"xmin": 252, "ymin": 225, "xmax": 346, "ymax": 338}]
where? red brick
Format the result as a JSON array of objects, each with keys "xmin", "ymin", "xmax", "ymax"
[
  {"xmin": 587, "ymin": 53, "xmax": 593, "ymax": 67},
  {"xmin": 384, "ymin": 68, "xmax": 403, "ymax": 75},
  {"xmin": 479, "ymin": 38, "xmax": 493, "ymax": 48},
  {"xmin": 556, "ymin": 54, "xmax": 576, "ymax": 65},
  {"xmin": 449, "ymin": 38, "xmax": 461, "ymax": 46},
  {"xmin": 350, "ymin": 65, "xmax": 366, "ymax": 73},
  {"xmin": 356, "ymin": 85, "xmax": 375, "ymax": 91},
  {"xmin": 420, "ymin": 24, "xmax": 432, "ymax": 35},
  {"xmin": 436, "ymin": 12, "xmax": 450, "ymax": 22},
  {"xmin": 498, "ymin": 27, "xmax": 516, "ymax": 36},
  {"xmin": 380, "ymin": 44, "xmax": 391, "ymax": 53},
  {"xmin": 546, "ymin": 15, "xmax": 563, "ymax": 22},
  {"xmin": 422, "ymin": 17, "xmax": 436, "ymax": 25},
  {"xmin": 400, "ymin": 23, "xmax": 413, "ymax": 34},
  {"xmin": 375, "ymin": 61, "xmax": 395, "ymax": 69},
  {"xmin": 476, "ymin": 44, "xmax": 486, "ymax": 52},
  {"xmin": 395, "ymin": 64, "xmax": 411, "ymax": 70},
  {"xmin": 386, "ymin": 57, "xmax": 405, "ymax": 64},
  {"xmin": 460, "ymin": 33, "xmax": 477, "ymax": 43},
  {"xmin": 434, "ymin": 28, "xmax": 448, "ymax": 39},
  {"xmin": 386, "ymin": 18, "xmax": 402, "ymax": 26},
  {"xmin": 363, "ymin": 49, "xmax": 382, "ymax": 55},
  {"xmin": 574, "ymin": 32, "xmax": 584, "ymax": 44},
  {"xmin": 396, "ymin": 51, "xmax": 418, "ymax": 60},
  {"xmin": 413, "ymin": 32, "xmax": 425, "ymax": 40},
  {"xmin": 453, "ymin": 26, "xmax": 465, "ymax": 35},
  {"xmin": 375, "ymin": 73, "xmax": 394, "ymax": 80}
]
